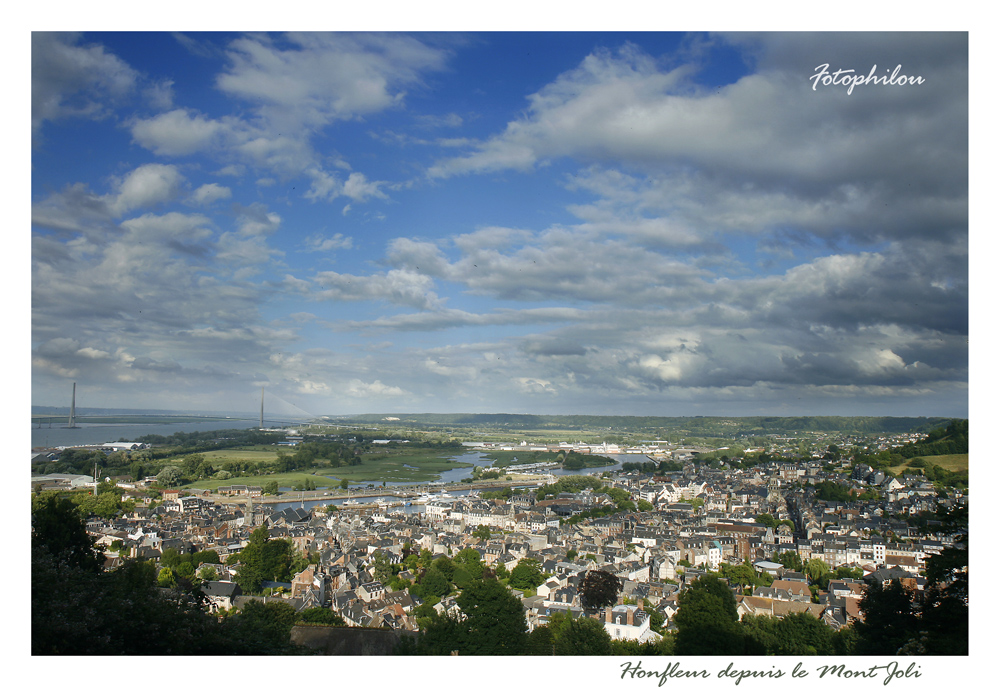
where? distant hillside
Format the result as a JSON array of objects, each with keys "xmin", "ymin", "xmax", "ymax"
[
  {"xmin": 346, "ymin": 413, "xmax": 956, "ymax": 436},
  {"xmin": 910, "ymin": 418, "xmax": 968, "ymax": 455}
]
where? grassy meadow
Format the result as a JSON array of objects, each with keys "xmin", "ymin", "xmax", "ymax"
[
  {"xmin": 184, "ymin": 446, "xmax": 477, "ymax": 490},
  {"xmin": 886, "ymin": 453, "xmax": 968, "ymax": 475}
]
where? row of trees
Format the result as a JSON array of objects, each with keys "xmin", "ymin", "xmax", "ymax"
[
  {"xmin": 620, "ymin": 459, "xmax": 686, "ymax": 474},
  {"xmin": 812, "ymin": 480, "xmax": 876, "ymax": 502},
  {"xmin": 534, "ymin": 475, "xmax": 605, "ymax": 500}
]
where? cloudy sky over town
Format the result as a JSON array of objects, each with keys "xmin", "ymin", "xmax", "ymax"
[{"xmin": 30, "ymin": 30, "xmax": 968, "ymax": 418}]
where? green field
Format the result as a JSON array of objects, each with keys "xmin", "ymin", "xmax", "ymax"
[
  {"xmin": 324, "ymin": 448, "xmax": 473, "ymax": 483},
  {"xmin": 199, "ymin": 447, "xmax": 286, "ymax": 462},
  {"xmin": 487, "ymin": 451, "xmax": 553, "ymax": 468},
  {"xmin": 887, "ymin": 454, "xmax": 968, "ymax": 475},
  {"xmin": 186, "ymin": 471, "xmax": 334, "ymax": 491},
  {"xmin": 184, "ymin": 446, "xmax": 477, "ymax": 490}
]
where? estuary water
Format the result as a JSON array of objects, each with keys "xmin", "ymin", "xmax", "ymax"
[{"xmin": 31, "ymin": 419, "xmax": 263, "ymax": 449}]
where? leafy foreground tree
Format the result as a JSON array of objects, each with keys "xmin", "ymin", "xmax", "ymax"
[
  {"xmin": 854, "ymin": 579, "xmax": 919, "ymax": 655},
  {"xmin": 612, "ymin": 635, "xmax": 676, "ymax": 656},
  {"xmin": 673, "ymin": 574, "xmax": 744, "ymax": 655},
  {"xmin": 401, "ymin": 579, "xmax": 528, "ymax": 655},
  {"xmin": 554, "ymin": 616, "xmax": 614, "ymax": 655},
  {"xmin": 31, "ymin": 493, "xmax": 103, "ymax": 573},
  {"xmin": 31, "ymin": 494, "xmax": 310, "ymax": 655},
  {"xmin": 231, "ymin": 525, "xmax": 295, "ymax": 593},
  {"xmin": 741, "ymin": 612, "xmax": 842, "ymax": 655}
]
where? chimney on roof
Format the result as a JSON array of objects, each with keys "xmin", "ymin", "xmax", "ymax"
[
  {"xmin": 627, "ymin": 606, "xmax": 634, "ymax": 626},
  {"xmin": 605, "ymin": 606, "xmax": 613, "ymax": 623},
  {"xmin": 638, "ymin": 599, "xmax": 644, "ymax": 611}
]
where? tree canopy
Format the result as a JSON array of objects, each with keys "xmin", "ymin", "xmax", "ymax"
[
  {"xmin": 578, "ymin": 569, "xmax": 623, "ymax": 609},
  {"xmin": 31, "ymin": 493, "xmax": 104, "ymax": 573},
  {"xmin": 411, "ymin": 578, "xmax": 528, "ymax": 655},
  {"xmin": 854, "ymin": 579, "xmax": 918, "ymax": 655},
  {"xmin": 673, "ymin": 574, "xmax": 743, "ymax": 655},
  {"xmin": 507, "ymin": 558, "xmax": 545, "ymax": 591},
  {"xmin": 742, "ymin": 612, "xmax": 838, "ymax": 655},
  {"xmin": 554, "ymin": 616, "xmax": 613, "ymax": 655},
  {"xmin": 232, "ymin": 525, "xmax": 295, "ymax": 593}
]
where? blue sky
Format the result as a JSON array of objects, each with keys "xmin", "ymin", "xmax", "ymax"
[{"xmin": 30, "ymin": 30, "xmax": 969, "ymax": 418}]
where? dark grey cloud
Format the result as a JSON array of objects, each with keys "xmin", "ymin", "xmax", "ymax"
[
  {"xmin": 522, "ymin": 339, "xmax": 588, "ymax": 357},
  {"xmin": 32, "ymin": 32, "xmax": 139, "ymax": 140}
]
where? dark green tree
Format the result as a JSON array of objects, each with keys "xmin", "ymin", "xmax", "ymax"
[
  {"xmin": 31, "ymin": 493, "xmax": 103, "ymax": 573},
  {"xmin": 432, "ymin": 555, "xmax": 456, "ymax": 582},
  {"xmin": 673, "ymin": 574, "xmax": 743, "ymax": 655},
  {"xmin": 720, "ymin": 562, "xmax": 771, "ymax": 592},
  {"xmin": 232, "ymin": 526, "xmax": 295, "ymax": 593},
  {"xmin": 454, "ymin": 578, "xmax": 528, "ymax": 655},
  {"xmin": 545, "ymin": 609, "xmax": 574, "ymax": 642},
  {"xmin": 755, "ymin": 513, "xmax": 779, "ymax": 529},
  {"xmin": 612, "ymin": 635, "xmax": 675, "ymax": 656},
  {"xmin": 129, "ymin": 461, "xmax": 146, "ymax": 481},
  {"xmin": 578, "ymin": 569, "xmax": 623, "ymax": 610},
  {"xmin": 227, "ymin": 599, "xmax": 299, "ymax": 646},
  {"xmin": 775, "ymin": 550, "xmax": 804, "ymax": 572},
  {"xmin": 298, "ymin": 607, "xmax": 345, "ymax": 626},
  {"xmin": 181, "ymin": 454, "xmax": 205, "ymax": 477},
  {"xmin": 507, "ymin": 558, "xmax": 545, "ymax": 591},
  {"xmin": 175, "ymin": 560, "xmax": 196, "ymax": 580},
  {"xmin": 372, "ymin": 550, "xmax": 400, "ymax": 583},
  {"xmin": 525, "ymin": 624, "xmax": 555, "ymax": 655},
  {"xmin": 412, "ymin": 612, "xmax": 464, "ymax": 655},
  {"xmin": 453, "ymin": 547, "xmax": 485, "ymax": 582},
  {"xmin": 419, "ymin": 566, "xmax": 452, "ymax": 598},
  {"xmin": 742, "ymin": 612, "xmax": 836, "ymax": 655},
  {"xmin": 854, "ymin": 579, "xmax": 918, "ymax": 655},
  {"xmin": 192, "ymin": 549, "xmax": 220, "ymax": 565},
  {"xmin": 452, "ymin": 566, "xmax": 474, "ymax": 588},
  {"xmin": 554, "ymin": 616, "xmax": 613, "ymax": 655},
  {"xmin": 160, "ymin": 547, "xmax": 183, "ymax": 568}
]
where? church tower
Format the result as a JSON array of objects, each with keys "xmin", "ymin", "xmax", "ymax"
[{"xmin": 767, "ymin": 476, "xmax": 783, "ymax": 506}]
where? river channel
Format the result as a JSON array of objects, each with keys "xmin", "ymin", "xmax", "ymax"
[{"xmin": 272, "ymin": 450, "xmax": 653, "ymax": 513}]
